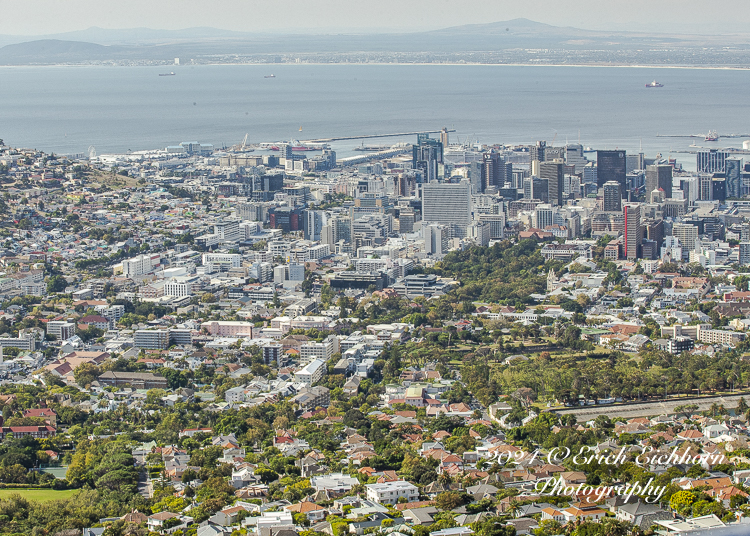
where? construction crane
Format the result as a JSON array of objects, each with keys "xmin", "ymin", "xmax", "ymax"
[{"xmin": 231, "ymin": 133, "xmax": 252, "ymax": 152}]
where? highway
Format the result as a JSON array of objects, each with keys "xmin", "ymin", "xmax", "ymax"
[{"xmin": 551, "ymin": 393, "xmax": 750, "ymax": 420}]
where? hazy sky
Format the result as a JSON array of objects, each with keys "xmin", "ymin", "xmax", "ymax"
[{"xmin": 1, "ymin": 0, "xmax": 748, "ymax": 35}]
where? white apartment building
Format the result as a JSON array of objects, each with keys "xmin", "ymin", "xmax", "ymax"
[
  {"xmin": 294, "ymin": 359, "xmax": 326, "ymax": 386},
  {"xmin": 201, "ymin": 321, "xmax": 253, "ymax": 338},
  {"xmin": 299, "ymin": 335, "xmax": 339, "ymax": 366},
  {"xmin": 215, "ymin": 219, "xmax": 242, "ymax": 243},
  {"xmin": 202, "ymin": 253, "xmax": 242, "ymax": 270},
  {"xmin": 122, "ymin": 254, "xmax": 159, "ymax": 278},
  {"xmin": 365, "ymin": 481, "xmax": 419, "ymax": 505},
  {"xmin": 46, "ymin": 321, "xmax": 76, "ymax": 340},
  {"xmin": 163, "ymin": 276, "xmax": 202, "ymax": 298}
]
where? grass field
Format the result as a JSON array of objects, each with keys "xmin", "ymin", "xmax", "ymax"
[{"xmin": 0, "ymin": 489, "xmax": 78, "ymax": 502}]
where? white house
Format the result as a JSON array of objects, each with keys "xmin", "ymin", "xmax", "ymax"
[{"xmin": 365, "ymin": 481, "xmax": 419, "ymax": 505}]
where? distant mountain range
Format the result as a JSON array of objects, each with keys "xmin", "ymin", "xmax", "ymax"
[{"xmin": 0, "ymin": 18, "xmax": 748, "ymax": 65}]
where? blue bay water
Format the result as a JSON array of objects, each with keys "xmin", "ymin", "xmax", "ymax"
[{"xmin": 0, "ymin": 64, "xmax": 749, "ymax": 168}]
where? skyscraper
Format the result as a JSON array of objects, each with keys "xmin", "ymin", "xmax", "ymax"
[
  {"xmin": 597, "ymin": 150, "xmax": 627, "ymax": 196},
  {"xmin": 602, "ymin": 181, "xmax": 622, "ymax": 212},
  {"xmin": 645, "ymin": 164, "xmax": 673, "ymax": 199},
  {"xmin": 699, "ymin": 174, "xmax": 713, "ymax": 201},
  {"xmin": 623, "ymin": 203, "xmax": 642, "ymax": 260},
  {"xmin": 482, "ymin": 152, "xmax": 512, "ymax": 191},
  {"xmin": 421, "ymin": 181, "xmax": 472, "ymax": 237},
  {"xmin": 697, "ymin": 149, "xmax": 728, "ymax": 173},
  {"xmin": 725, "ymin": 157, "xmax": 742, "ymax": 198},
  {"xmin": 672, "ymin": 223, "xmax": 699, "ymax": 254},
  {"xmin": 530, "ymin": 141, "xmax": 546, "ymax": 177},
  {"xmin": 412, "ymin": 135, "xmax": 443, "ymax": 183},
  {"xmin": 539, "ymin": 161, "xmax": 565, "ymax": 206}
]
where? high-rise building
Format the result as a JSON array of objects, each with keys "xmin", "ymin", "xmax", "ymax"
[
  {"xmin": 440, "ymin": 127, "xmax": 449, "ymax": 148},
  {"xmin": 712, "ymin": 178, "xmax": 727, "ymax": 203},
  {"xmin": 725, "ymin": 157, "xmax": 742, "ymax": 198},
  {"xmin": 421, "ymin": 181, "xmax": 472, "ymax": 236},
  {"xmin": 697, "ymin": 149, "xmax": 728, "ymax": 174},
  {"xmin": 530, "ymin": 141, "xmax": 546, "ymax": 176},
  {"xmin": 623, "ymin": 203, "xmax": 642, "ymax": 260},
  {"xmin": 597, "ymin": 150, "xmax": 627, "ymax": 195},
  {"xmin": 304, "ymin": 210, "xmax": 328, "ymax": 241},
  {"xmin": 626, "ymin": 153, "xmax": 645, "ymax": 173},
  {"xmin": 645, "ymin": 164, "xmax": 673, "ymax": 199},
  {"xmin": 482, "ymin": 152, "xmax": 512, "ymax": 191},
  {"xmin": 412, "ymin": 135, "xmax": 443, "ymax": 183},
  {"xmin": 602, "ymin": 181, "xmax": 622, "ymax": 212},
  {"xmin": 523, "ymin": 177, "xmax": 548, "ymax": 203},
  {"xmin": 698, "ymin": 174, "xmax": 713, "ymax": 201},
  {"xmin": 539, "ymin": 161, "xmax": 565, "ymax": 206},
  {"xmin": 565, "ymin": 144, "xmax": 587, "ymax": 173},
  {"xmin": 535, "ymin": 204, "xmax": 555, "ymax": 229},
  {"xmin": 672, "ymin": 223, "xmax": 699, "ymax": 253},
  {"xmin": 740, "ymin": 243, "xmax": 750, "ymax": 265}
]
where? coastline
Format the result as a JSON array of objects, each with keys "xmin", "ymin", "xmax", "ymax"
[{"xmin": 0, "ymin": 61, "xmax": 750, "ymax": 71}]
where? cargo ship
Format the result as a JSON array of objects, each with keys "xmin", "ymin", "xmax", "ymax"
[
  {"xmin": 264, "ymin": 74, "xmax": 276, "ymax": 78},
  {"xmin": 705, "ymin": 130, "xmax": 719, "ymax": 141},
  {"xmin": 645, "ymin": 80, "xmax": 663, "ymax": 88},
  {"xmin": 159, "ymin": 72, "xmax": 176, "ymax": 76}
]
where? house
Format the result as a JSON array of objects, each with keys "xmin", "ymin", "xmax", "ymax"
[
  {"xmin": 147, "ymin": 511, "xmax": 180, "ymax": 532},
  {"xmin": 366, "ymin": 481, "xmax": 419, "ymax": 505},
  {"xmin": 561, "ymin": 503, "xmax": 605, "ymax": 522},
  {"xmin": 309, "ymin": 473, "xmax": 359, "ymax": 495},
  {"xmin": 285, "ymin": 501, "xmax": 327, "ymax": 522},
  {"xmin": 402, "ymin": 506, "xmax": 438, "ymax": 526},
  {"xmin": 614, "ymin": 500, "xmax": 672, "ymax": 530}
]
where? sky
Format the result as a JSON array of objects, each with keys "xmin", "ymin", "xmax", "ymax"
[{"xmin": 0, "ymin": 0, "xmax": 748, "ymax": 36}]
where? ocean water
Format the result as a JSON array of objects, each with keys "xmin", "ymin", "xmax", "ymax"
[{"xmin": 0, "ymin": 63, "xmax": 749, "ymax": 167}]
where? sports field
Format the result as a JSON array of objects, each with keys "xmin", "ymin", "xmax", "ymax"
[{"xmin": 0, "ymin": 489, "xmax": 78, "ymax": 502}]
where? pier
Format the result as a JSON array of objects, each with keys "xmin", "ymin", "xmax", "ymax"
[{"xmin": 302, "ymin": 129, "xmax": 455, "ymax": 144}]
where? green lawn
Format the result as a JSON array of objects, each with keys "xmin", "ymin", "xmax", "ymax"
[{"xmin": 0, "ymin": 488, "xmax": 78, "ymax": 502}]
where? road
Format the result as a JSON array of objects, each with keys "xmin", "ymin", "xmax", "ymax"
[{"xmin": 550, "ymin": 393, "xmax": 750, "ymax": 420}]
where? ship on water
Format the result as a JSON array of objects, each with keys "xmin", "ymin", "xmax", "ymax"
[
  {"xmin": 159, "ymin": 72, "xmax": 175, "ymax": 76},
  {"xmin": 705, "ymin": 130, "xmax": 719, "ymax": 141},
  {"xmin": 645, "ymin": 80, "xmax": 664, "ymax": 88},
  {"xmin": 264, "ymin": 74, "xmax": 276, "ymax": 78}
]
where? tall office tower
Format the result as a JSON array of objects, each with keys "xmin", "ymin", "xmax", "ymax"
[
  {"xmin": 740, "ymin": 242, "xmax": 750, "ymax": 265},
  {"xmin": 602, "ymin": 181, "xmax": 623, "ymax": 212},
  {"xmin": 523, "ymin": 177, "xmax": 548, "ymax": 203},
  {"xmin": 421, "ymin": 181, "xmax": 472, "ymax": 237},
  {"xmin": 530, "ymin": 141, "xmax": 546, "ymax": 176},
  {"xmin": 565, "ymin": 144, "xmax": 587, "ymax": 173},
  {"xmin": 304, "ymin": 210, "xmax": 326, "ymax": 241},
  {"xmin": 545, "ymin": 147, "xmax": 565, "ymax": 161},
  {"xmin": 539, "ymin": 161, "xmax": 565, "ymax": 206},
  {"xmin": 535, "ymin": 204, "xmax": 555, "ymax": 229},
  {"xmin": 644, "ymin": 218, "xmax": 664, "ymax": 251},
  {"xmin": 645, "ymin": 164, "xmax": 673, "ymax": 199},
  {"xmin": 469, "ymin": 161, "xmax": 484, "ymax": 193},
  {"xmin": 623, "ymin": 203, "xmax": 643, "ymax": 260},
  {"xmin": 697, "ymin": 149, "xmax": 728, "ymax": 173},
  {"xmin": 712, "ymin": 178, "xmax": 727, "ymax": 203},
  {"xmin": 440, "ymin": 127, "xmax": 449, "ymax": 148},
  {"xmin": 626, "ymin": 153, "xmax": 645, "ymax": 173},
  {"xmin": 698, "ymin": 174, "xmax": 713, "ymax": 201},
  {"xmin": 412, "ymin": 134, "xmax": 443, "ymax": 183},
  {"xmin": 725, "ymin": 157, "xmax": 742, "ymax": 198},
  {"xmin": 512, "ymin": 170, "xmax": 526, "ymax": 189},
  {"xmin": 672, "ymin": 222, "xmax": 699, "ymax": 253},
  {"xmin": 597, "ymin": 150, "xmax": 627, "ymax": 196},
  {"xmin": 277, "ymin": 143, "xmax": 293, "ymax": 160},
  {"xmin": 482, "ymin": 152, "xmax": 512, "ymax": 191},
  {"xmin": 321, "ymin": 215, "xmax": 352, "ymax": 245},
  {"xmin": 679, "ymin": 177, "xmax": 699, "ymax": 205}
]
